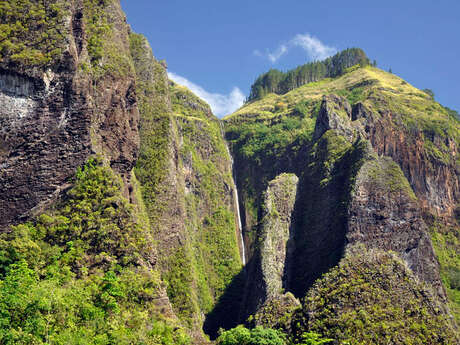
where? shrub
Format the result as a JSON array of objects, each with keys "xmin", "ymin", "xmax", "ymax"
[{"xmin": 217, "ymin": 326, "xmax": 286, "ymax": 345}]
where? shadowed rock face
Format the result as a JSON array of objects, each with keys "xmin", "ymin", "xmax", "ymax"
[
  {"xmin": 0, "ymin": 1, "xmax": 139, "ymax": 230},
  {"xmin": 313, "ymin": 94, "xmax": 355, "ymax": 142}
]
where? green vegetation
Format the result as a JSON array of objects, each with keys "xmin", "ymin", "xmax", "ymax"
[
  {"xmin": 216, "ymin": 326, "xmax": 286, "ymax": 345},
  {"xmin": 298, "ymin": 332, "xmax": 333, "ymax": 345},
  {"xmin": 0, "ymin": 158, "xmax": 190, "ymax": 344},
  {"xmin": 335, "ymin": 85, "xmax": 368, "ymax": 105},
  {"xmin": 130, "ymin": 34, "xmax": 242, "ymax": 332},
  {"xmin": 130, "ymin": 33, "xmax": 200, "ymax": 326},
  {"xmin": 0, "ymin": 0, "xmax": 67, "ymax": 68},
  {"xmin": 84, "ymin": 0, "xmax": 112, "ymax": 65},
  {"xmin": 225, "ymin": 60, "xmax": 459, "ymax": 343},
  {"xmin": 224, "ymin": 111, "xmax": 315, "ymax": 254},
  {"xmin": 228, "ymin": 64, "xmax": 459, "ymax": 170},
  {"xmin": 216, "ymin": 326, "xmax": 334, "ymax": 345},
  {"xmin": 165, "ymin": 84, "xmax": 242, "ymax": 326},
  {"xmin": 423, "ymin": 89, "xmax": 435, "ymax": 100},
  {"xmin": 80, "ymin": 0, "xmax": 134, "ymax": 78},
  {"xmin": 227, "ymin": 115, "xmax": 308, "ymax": 164},
  {"xmin": 363, "ymin": 157, "xmax": 417, "ymax": 200},
  {"xmin": 131, "ymin": 33, "xmax": 171, "ymax": 227},
  {"xmin": 293, "ymin": 245, "xmax": 458, "ymax": 345},
  {"xmin": 430, "ymin": 221, "xmax": 460, "ymax": 323},
  {"xmin": 248, "ymin": 48, "xmax": 369, "ymax": 101}
]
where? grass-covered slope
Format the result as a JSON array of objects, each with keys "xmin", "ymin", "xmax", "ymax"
[
  {"xmin": 248, "ymin": 48, "xmax": 370, "ymax": 101},
  {"xmin": 225, "ymin": 63, "xmax": 459, "ymax": 242},
  {"xmin": 229, "ymin": 65, "xmax": 459, "ymax": 142}
]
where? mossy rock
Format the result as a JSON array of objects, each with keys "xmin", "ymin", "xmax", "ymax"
[{"xmin": 292, "ymin": 244, "xmax": 458, "ymax": 345}]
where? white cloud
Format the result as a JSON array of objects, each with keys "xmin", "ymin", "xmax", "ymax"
[
  {"xmin": 255, "ymin": 33, "xmax": 337, "ymax": 63},
  {"xmin": 168, "ymin": 72, "xmax": 245, "ymax": 117},
  {"xmin": 292, "ymin": 34, "xmax": 337, "ymax": 61},
  {"xmin": 255, "ymin": 44, "xmax": 289, "ymax": 63}
]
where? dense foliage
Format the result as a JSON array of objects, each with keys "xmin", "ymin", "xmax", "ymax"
[
  {"xmin": 164, "ymin": 84, "xmax": 242, "ymax": 326},
  {"xmin": 0, "ymin": 0, "xmax": 67, "ymax": 68},
  {"xmin": 216, "ymin": 326, "xmax": 334, "ymax": 345},
  {"xmin": 0, "ymin": 158, "xmax": 190, "ymax": 345},
  {"xmin": 248, "ymin": 48, "xmax": 369, "ymax": 101},
  {"xmin": 430, "ymin": 221, "xmax": 460, "ymax": 323},
  {"xmin": 130, "ymin": 32, "xmax": 172, "ymax": 226},
  {"xmin": 80, "ymin": 0, "xmax": 134, "ymax": 78},
  {"xmin": 292, "ymin": 245, "xmax": 458, "ymax": 345},
  {"xmin": 216, "ymin": 326, "xmax": 286, "ymax": 345}
]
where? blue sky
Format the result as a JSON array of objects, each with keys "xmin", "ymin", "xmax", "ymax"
[{"xmin": 120, "ymin": 0, "xmax": 460, "ymax": 117}]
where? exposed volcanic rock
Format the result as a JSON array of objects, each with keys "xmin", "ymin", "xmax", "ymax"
[
  {"xmin": 313, "ymin": 94, "xmax": 355, "ymax": 142},
  {"xmin": 0, "ymin": 0, "xmax": 139, "ymax": 230},
  {"xmin": 352, "ymin": 101, "xmax": 459, "ymax": 219},
  {"xmin": 223, "ymin": 63, "xmax": 459, "ymax": 334},
  {"xmin": 348, "ymin": 156, "xmax": 447, "ymax": 303},
  {"xmin": 130, "ymin": 33, "xmax": 242, "ymax": 339},
  {"xmin": 0, "ymin": 2, "xmax": 458, "ymax": 340}
]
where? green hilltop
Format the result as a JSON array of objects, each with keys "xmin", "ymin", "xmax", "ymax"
[{"xmin": 247, "ymin": 48, "xmax": 370, "ymax": 101}]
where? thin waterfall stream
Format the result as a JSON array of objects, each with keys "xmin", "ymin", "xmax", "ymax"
[{"xmin": 221, "ymin": 124, "xmax": 246, "ymax": 265}]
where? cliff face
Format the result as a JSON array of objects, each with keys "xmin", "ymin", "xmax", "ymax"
[
  {"xmin": 0, "ymin": 1, "xmax": 243, "ymax": 342},
  {"xmin": 223, "ymin": 64, "xmax": 459, "ymax": 334},
  {"xmin": 292, "ymin": 245, "xmax": 458, "ymax": 344},
  {"xmin": 130, "ymin": 33, "xmax": 242, "ymax": 339},
  {"xmin": 313, "ymin": 94, "xmax": 446, "ymax": 303},
  {"xmin": 0, "ymin": 0, "xmax": 139, "ymax": 230},
  {"xmin": 353, "ymin": 97, "xmax": 459, "ymax": 218},
  {"xmin": 348, "ymin": 157, "xmax": 446, "ymax": 301}
]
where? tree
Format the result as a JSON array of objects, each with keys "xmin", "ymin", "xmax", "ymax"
[
  {"xmin": 217, "ymin": 326, "xmax": 285, "ymax": 345},
  {"xmin": 423, "ymin": 88, "xmax": 435, "ymax": 100}
]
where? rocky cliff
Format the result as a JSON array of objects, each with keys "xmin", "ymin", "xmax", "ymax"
[
  {"xmin": 223, "ymin": 62, "xmax": 459, "ymax": 339},
  {"xmin": 0, "ymin": 1, "xmax": 243, "ymax": 343},
  {"xmin": 0, "ymin": 0, "xmax": 139, "ymax": 230},
  {"xmin": 242, "ymin": 173, "xmax": 300, "ymax": 321},
  {"xmin": 128, "ymin": 31, "xmax": 244, "ymax": 340}
]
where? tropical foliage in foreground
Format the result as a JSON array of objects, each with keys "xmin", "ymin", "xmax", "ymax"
[{"xmin": 0, "ymin": 158, "xmax": 190, "ymax": 345}]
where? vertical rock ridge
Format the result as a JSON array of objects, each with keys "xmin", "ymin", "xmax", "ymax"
[{"xmin": 242, "ymin": 173, "xmax": 300, "ymax": 324}]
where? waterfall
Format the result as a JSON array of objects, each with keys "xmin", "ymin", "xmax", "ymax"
[
  {"xmin": 221, "ymin": 124, "xmax": 246, "ymax": 265},
  {"xmin": 231, "ymin": 152, "xmax": 246, "ymax": 266}
]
